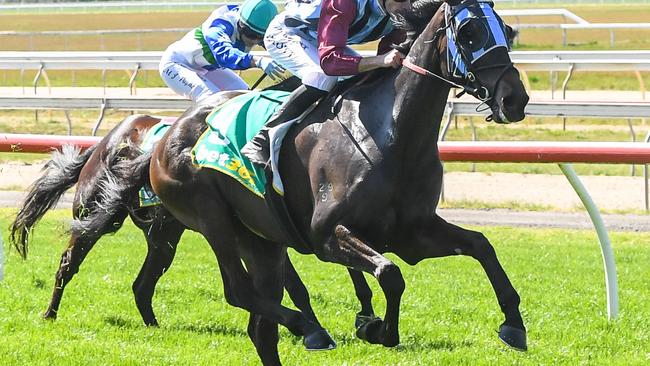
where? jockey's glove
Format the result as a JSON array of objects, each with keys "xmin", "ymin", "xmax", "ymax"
[{"xmin": 255, "ymin": 56, "xmax": 286, "ymax": 80}]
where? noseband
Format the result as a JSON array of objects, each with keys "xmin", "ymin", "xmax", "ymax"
[{"xmin": 402, "ymin": 0, "xmax": 515, "ymax": 109}]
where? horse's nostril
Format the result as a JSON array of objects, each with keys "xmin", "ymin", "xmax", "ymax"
[
  {"xmin": 502, "ymin": 95, "xmax": 516, "ymax": 109},
  {"xmin": 498, "ymin": 93, "xmax": 527, "ymax": 122}
]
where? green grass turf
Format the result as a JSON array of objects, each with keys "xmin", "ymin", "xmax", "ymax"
[{"xmin": 0, "ymin": 209, "xmax": 649, "ymax": 365}]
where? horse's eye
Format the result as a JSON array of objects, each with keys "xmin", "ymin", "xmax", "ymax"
[{"xmin": 458, "ymin": 21, "xmax": 488, "ymax": 52}]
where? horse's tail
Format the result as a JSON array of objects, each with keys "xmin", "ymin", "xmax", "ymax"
[
  {"xmin": 69, "ymin": 145, "xmax": 153, "ymax": 238},
  {"xmin": 10, "ymin": 144, "xmax": 98, "ymax": 259}
]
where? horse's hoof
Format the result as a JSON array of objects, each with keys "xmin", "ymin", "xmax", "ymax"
[
  {"xmin": 303, "ymin": 329, "xmax": 336, "ymax": 351},
  {"xmin": 354, "ymin": 312, "xmax": 378, "ymax": 329},
  {"xmin": 498, "ymin": 324, "xmax": 527, "ymax": 351},
  {"xmin": 43, "ymin": 310, "xmax": 57, "ymax": 320},
  {"xmin": 355, "ymin": 317, "xmax": 383, "ymax": 344},
  {"xmin": 144, "ymin": 320, "xmax": 159, "ymax": 327},
  {"xmin": 382, "ymin": 334, "xmax": 400, "ymax": 348}
]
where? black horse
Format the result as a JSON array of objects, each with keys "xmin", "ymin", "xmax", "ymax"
[{"xmin": 146, "ymin": 0, "xmax": 529, "ymax": 364}]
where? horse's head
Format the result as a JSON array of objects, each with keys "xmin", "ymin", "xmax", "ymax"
[
  {"xmin": 441, "ymin": 0, "xmax": 528, "ymax": 122},
  {"xmin": 399, "ymin": 0, "xmax": 528, "ymax": 123}
]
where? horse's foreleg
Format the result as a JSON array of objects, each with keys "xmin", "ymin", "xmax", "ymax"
[
  {"xmin": 347, "ymin": 269, "xmax": 377, "ymax": 328},
  {"xmin": 315, "ymin": 225, "xmax": 405, "ymax": 347},
  {"xmin": 131, "ymin": 215, "xmax": 184, "ymax": 326},
  {"xmin": 283, "ymin": 254, "xmax": 320, "ymax": 326},
  {"xmin": 395, "ymin": 214, "xmax": 527, "ymax": 351}
]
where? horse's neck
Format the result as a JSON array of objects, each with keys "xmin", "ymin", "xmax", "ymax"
[{"xmin": 391, "ymin": 30, "xmax": 450, "ymax": 163}]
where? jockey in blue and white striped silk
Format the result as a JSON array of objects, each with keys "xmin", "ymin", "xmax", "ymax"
[
  {"xmin": 159, "ymin": 0, "xmax": 283, "ymax": 103},
  {"xmin": 241, "ymin": 0, "xmax": 411, "ymax": 165}
]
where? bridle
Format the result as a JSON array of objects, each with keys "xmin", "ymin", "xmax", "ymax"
[{"xmin": 402, "ymin": 0, "xmax": 515, "ymax": 113}]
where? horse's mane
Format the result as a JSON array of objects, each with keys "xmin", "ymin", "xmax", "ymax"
[
  {"xmin": 394, "ymin": 0, "xmax": 444, "ymax": 33},
  {"xmin": 392, "ymin": 0, "xmax": 444, "ymax": 54}
]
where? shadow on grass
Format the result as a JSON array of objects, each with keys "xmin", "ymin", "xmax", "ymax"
[
  {"xmin": 173, "ymin": 322, "xmax": 248, "ymax": 338},
  {"xmin": 284, "ymin": 330, "xmax": 473, "ymax": 352},
  {"xmin": 103, "ymin": 315, "xmax": 249, "ymax": 338},
  {"xmin": 396, "ymin": 336, "xmax": 474, "ymax": 352},
  {"xmin": 103, "ymin": 315, "xmax": 141, "ymax": 329}
]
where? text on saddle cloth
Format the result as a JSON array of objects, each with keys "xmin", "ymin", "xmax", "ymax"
[{"xmin": 191, "ymin": 90, "xmax": 295, "ymax": 197}]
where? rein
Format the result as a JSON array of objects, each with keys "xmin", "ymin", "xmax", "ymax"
[{"xmin": 402, "ymin": 58, "xmax": 468, "ymax": 92}]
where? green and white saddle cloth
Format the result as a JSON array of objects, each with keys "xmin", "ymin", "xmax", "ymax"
[{"xmin": 191, "ymin": 90, "xmax": 290, "ymax": 198}]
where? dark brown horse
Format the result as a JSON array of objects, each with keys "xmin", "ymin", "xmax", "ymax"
[
  {"xmin": 9, "ymin": 86, "xmax": 330, "ymax": 344},
  {"xmin": 146, "ymin": 0, "xmax": 529, "ymax": 364}
]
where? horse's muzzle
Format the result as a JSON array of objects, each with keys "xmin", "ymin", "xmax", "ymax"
[{"xmin": 491, "ymin": 79, "xmax": 529, "ymax": 124}]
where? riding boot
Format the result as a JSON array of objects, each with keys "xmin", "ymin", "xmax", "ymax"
[{"xmin": 242, "ymin": 84, "xmax": 326, "ymax": 165}]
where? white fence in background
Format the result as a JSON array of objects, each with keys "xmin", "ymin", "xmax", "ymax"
[
  {"xmin": 3, "ymin": 23, "xmax": 649, "ymax": 49},
  {"xmin": 1, "ymin": 95, "xmax": 647, "ymax": 149},
  {"xmin": 5, "ymin": 96, "xmax": 650, "ymax": 119},
  {"xmin": 0, "ymin": 228, "xmax": 3, "ymax": 281},
  {"xmin": 3, "ymin": 50, "xmax": 649, "ymax": 67},
  {"xmin": 513, "ymin": 23, "xmax": 650, "ymax": 47},
  {"xmin": 1, "ymin": 50, "xmax": 648, "ymax": 99},
  {"xmin": 500, "ymin": 8, "xmax": 589, "ymax": 24}
]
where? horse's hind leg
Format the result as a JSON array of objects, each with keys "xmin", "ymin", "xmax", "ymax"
[
  {"xmin": 196, "ymin": 206, "xmax": 334, "ymax": 351},
  {"xmin": 241, "ymin": 242, "xmax": 288, "ymax": 365},
  {"xmin": 247, "ymin": 312, "xmax": 280, "ymax": 366},
  {"xmin": 130, "ymin": 211, "xmax": 185, "ymax": 326},
  {"xmin": 395, "ymin": 214, "xmax": 527, "ymax": 351},
  {"xmin": 44, "ymin": 209, "xmax": 129, "ymax": 319}
]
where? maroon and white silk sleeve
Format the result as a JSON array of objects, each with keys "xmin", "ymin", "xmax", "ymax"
[{"xmin": 317, "ymin": 0, "xmax": 361, "ymax": 76}]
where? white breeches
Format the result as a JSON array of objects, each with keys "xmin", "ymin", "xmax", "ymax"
[
  {"xmin": 159, "ymin": 49, "xmax": 248, "ymax": 103},
  {"xmin": 263, "ymin": 16, "xmax": 360, "ymax": 92}
]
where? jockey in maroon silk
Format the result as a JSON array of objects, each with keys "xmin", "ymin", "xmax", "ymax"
[{"xmin": 242, "ymin": 0, "xmax": 411, "ymax": 165}]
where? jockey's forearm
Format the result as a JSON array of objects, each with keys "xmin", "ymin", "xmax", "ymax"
[
  {"xmin": 320, "ymin": 52, "xmax": 361, "ymax": 75},
  {"xmin": 204, "ymin": 22, "xmax": 253, "ymax": 70},
  {"xmin": 211, "ymin": 44, "xmax": 253, "ymax": 69},
  {"xmin": 357, "ymin": 55, "xmax": 388, "ymax": 73}
]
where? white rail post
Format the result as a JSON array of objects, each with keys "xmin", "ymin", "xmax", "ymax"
[
  {"xmin": 0, "ymin": 228, "xmax": 4, "ymax": 281},
  {"xmin": 645, "ymin": 131, "xmax": 650, "ymax": 212},
  {"xmin": 558, "ymin": 163, "xmax": 619, "ymax": 320}
]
